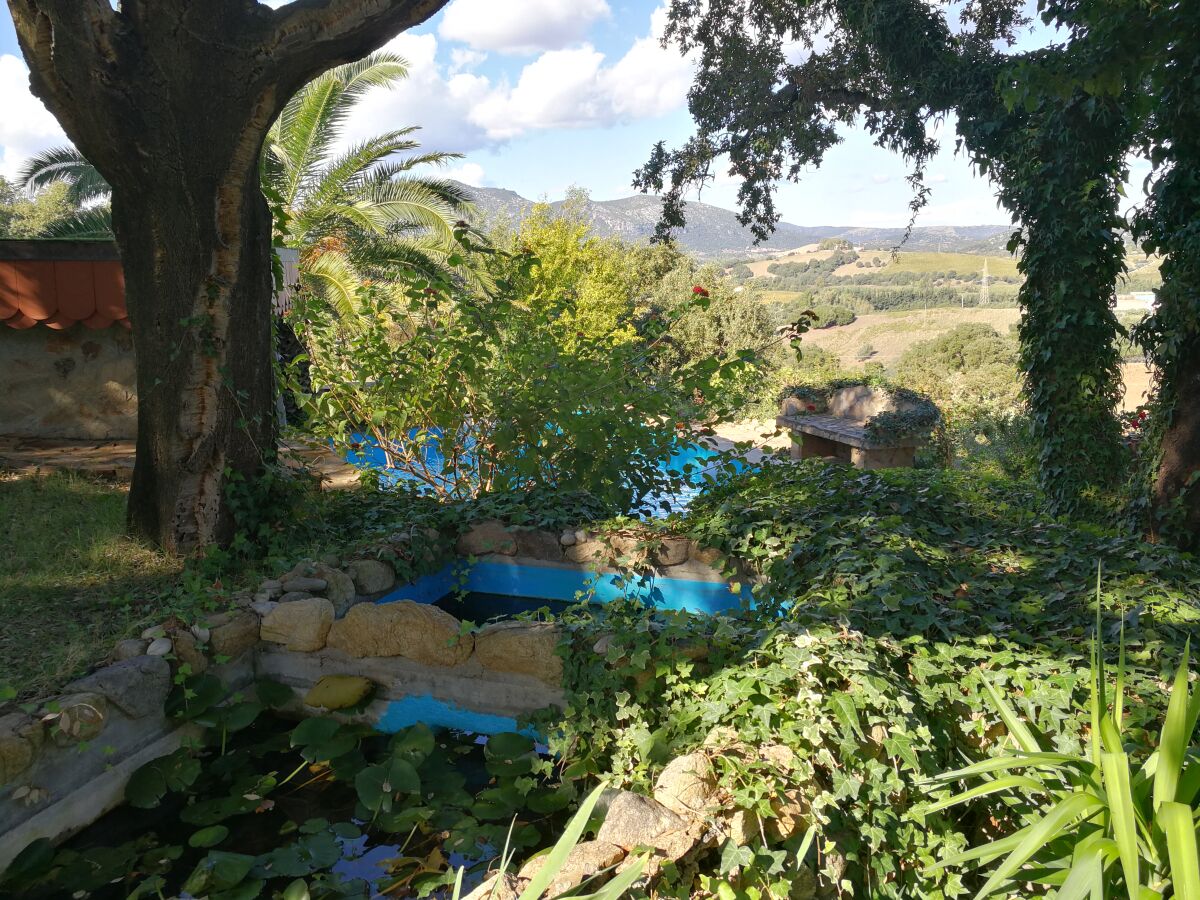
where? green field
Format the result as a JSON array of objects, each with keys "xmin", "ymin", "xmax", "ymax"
[{"xmin": 853, "ymin": 250, "xmax": 1022, "ymax": 277}]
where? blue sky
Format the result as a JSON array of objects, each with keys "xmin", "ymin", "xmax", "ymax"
[{"xmin": 1, "ymin": 2, "xmax": 1035, "ymax": 227}]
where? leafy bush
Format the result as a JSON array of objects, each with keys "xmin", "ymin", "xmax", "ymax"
[
  {"xmin": 538, "ymin": 462, "xmax": 1200, "ymax": 897},
  {"xmin": 929, "ymin": 632, "xmax": 1200, "ymax": 897},
  {"xmin": 288, "ymin": 236, "xmax": 751, "ymax": 513},
  {"xmin": 810, "ymin": 303, "xmax": 856, "ymax": 328}
]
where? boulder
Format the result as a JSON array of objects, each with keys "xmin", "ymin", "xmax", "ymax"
[
  {"xmin": 67, "ymin": 656, "xmax": 170, "ymax": 719},
  {"xmin": 559, "ymin": 530, "xmax": 577, "ymax": 547},
  {"xmin": 50, "ymin": 693, "xmax": 107, "ymax": 745},
  {"xmin": 461, "ymin": 873, "xmax": 522, "ymax": 900},
  {"xmin": 608, "ymin": 532, "xmax": 647, "ymax": 564},
  {"xmin": 326, "ymin": 601, "xmax": 473, "ymax": 666},
  {"xmin": 596, "ymin": 790, "xmax": 693, "ymax": 857},
  {"xmin": 304, "ymin": 675, "xmax": 374, "ymax": 710},
  {"xmin": 653, "ymin": 752, "xmax": 720, "ymax": 819},
  {"xmin": 281, "ymin": 575, "xmax": 327, "ymax": 594},
  {"xmin": 313, "ymin": 563, "xmax": 357, "ymax": 615},
  {"xmin": 251, "ymin": 599, "xmax": 279, "ymax": 618},
  {"xmin": 113, "ymin": 638, "xmax": 150, "ymax": 661},
  {"xmin": 257, "ymin": 579, "xmax": 284, "ymax": 599},
  {"xmin": 171, "ymin": 630, "xmax": 209, "ymax": 675},
  {"xmin": 141, "ymin": 624, "xmax": 166, "ymax": 640},
  {"xmin": 513, "ymin": 529, "xmax": 563, "ymax": 561},
  {"xmin": 208, "ymin": 611, "xmax": 260, "ymax": 660},
  {"xmin": 260, "ymin": 598, "xmax": 335, "ymax": 652},
  {"xmin": 147, "ymin": 637, "xmax": 173, "ymax": 657},
  {"xmin": 518, "ymin": 840, "xmax": 625, "ymax": 895},
  {"xmin": 0, "ymin": 713, "xmax": 44, "ymax": 784},
  {"xmin": 457, "ymin": 519, "xmax": 516, "ymax": 556},
  {"xmin": 473, "ymin": 621, "xmax": 563, "ymax": 686},
  {"xmin": 769, "ymin": 788, "xmax": 811, "ymax": 840},
  {"xmin": 689, "ymin": 542, "xmax": 723, "ymax": 566},
  {"xmin": 278, "ymin": 591, "xmax": 315, "ymax": 603},
  {"xmin": 564, "ymin": 539, "xmax": 608, "ymax": 564},
  {"xmin": 347, "ymin": 559, "xmax": 396, "ymax": 595},
  {"xmin": 653, "ymin": 536, "xmax": 691, "ymax": 567}
]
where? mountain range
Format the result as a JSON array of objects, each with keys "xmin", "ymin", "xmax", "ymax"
[{"xmin": 454, "ymin": 182, "xmax": 1014, "ymax": 258}]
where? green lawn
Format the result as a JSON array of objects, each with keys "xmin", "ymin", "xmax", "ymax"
[
  {"xmin": 884, "ymin": 250, "xmax": 1022, "ymax": 277},
  {"xmin": 0, "ymin": 472, "xmax": 181, "ymax": 701}
]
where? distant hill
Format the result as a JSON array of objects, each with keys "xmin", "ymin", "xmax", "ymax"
[{"xmin": 455, "ymin": 181, "xmax": 1013, "ymax": 258}]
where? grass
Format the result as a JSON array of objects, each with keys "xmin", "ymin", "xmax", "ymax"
[{"xmin": 0, "ymin": 471, "xmax": 182, "ymax": 701}]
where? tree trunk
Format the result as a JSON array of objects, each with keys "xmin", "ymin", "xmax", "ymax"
[
  {"xmin": 113, "ymin": 159, "xmax": 276, "ymax": 554},
  {"xmin": 1153, "ymin": 345, "xmax": 1200, "ymax": 540},
  {"xmin": 8, "ymin": 0, "xmax": 453, "ymax": 552}
]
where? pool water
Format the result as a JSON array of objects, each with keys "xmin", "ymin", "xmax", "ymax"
[
  {"xmin": 342, "ymin": 433, "xmax": 742, "ymax": 513},
  {"xmin": 433, "ymin": 591, "xmax": 571, "ymax": 622}
]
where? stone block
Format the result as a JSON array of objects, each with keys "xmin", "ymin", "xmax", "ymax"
[
  {"xmin": 347, "ymin": 559, "xmax": 396, "ymax": 595},
  {"xmin": 260, "ymin": 598, "xmax": 334, "ymax": 652},
  {"xmin": 326, "ymin": 601, "xmax": 473, "ymax": 666},
  {"xmin": 456, "ymin": 519, "xmax": 516, "ymax": 556},
  {"xmin": 67, "ymin": 656, "xmax": 170, "ymax": 719},
  {"xmin": 474, "ymin": 621, "xmax": 563, "ymax": 686}
]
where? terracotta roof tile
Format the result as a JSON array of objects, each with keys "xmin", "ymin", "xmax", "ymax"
[{"xmin": 0, "ymin": 256, "xmax": 130, "ymax": 330}]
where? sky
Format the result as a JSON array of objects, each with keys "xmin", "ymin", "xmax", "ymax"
[{"xmin": 0, "ymin": 1, "xmax": 1045, "ymax": 229}]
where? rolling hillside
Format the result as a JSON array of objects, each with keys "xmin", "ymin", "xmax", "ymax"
[{"xmin": 456, "ymin": 181, "xmax": 1012, "ymax": 259}]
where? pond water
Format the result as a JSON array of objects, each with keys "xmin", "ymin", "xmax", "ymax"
[
  {"xmin": 0, "ymin": 715, "xmax": 573, "ymax": 900},
  {"xmin": 433, "ymin": 590, "xmax": 571, "ymax": 622}
]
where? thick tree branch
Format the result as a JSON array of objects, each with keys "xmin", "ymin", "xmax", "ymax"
[{"xmin": 267, "ymin": 0, "xmax": 450, "ymax": 93}]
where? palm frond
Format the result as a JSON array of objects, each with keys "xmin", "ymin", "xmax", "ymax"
[
  {"xmin": 18, "ymin": 146, "xmax": 111, "ymax": 205},
  {"xmin": 38, "ymin": 205, "xmax": 115, "ymax": 240},
  {"xmin": 302, "ymin": 249, "xmax": 364, "ymax": 320}
]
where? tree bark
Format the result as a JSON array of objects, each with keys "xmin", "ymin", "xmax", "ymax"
[
  {"xmin": 7, "ymin": 0, "xmax": 451, "ymax": 552},
  {"xmin": 1153, "ymin": 343, "xmax": 1200, "ymax": 540}
]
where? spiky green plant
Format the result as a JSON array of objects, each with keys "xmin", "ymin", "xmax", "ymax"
[{"xmin": 925, "ymin": 574, "xmax": 1200, "ymax": 899}]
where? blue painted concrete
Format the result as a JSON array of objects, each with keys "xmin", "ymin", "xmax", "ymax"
[
  {"xmin": 376, "ymin": 694, "xmax": 539, "ymax": 737},
  {"xmin": 378, "ymin": 560, "xmax": 748, "ymax": 615}
]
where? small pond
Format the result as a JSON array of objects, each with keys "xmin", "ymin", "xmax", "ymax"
[{"xmin": 0, "ymin": 710, "xmax": 575, "ymax": 900}]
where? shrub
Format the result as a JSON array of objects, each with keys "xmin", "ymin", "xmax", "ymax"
[
  {"xmin": 810, "ymin": 303, "xmax": 856, "ymax": 328},
  {"xmin": 856, "ymin": 343, "xmax": 876, "ymax": 360}
]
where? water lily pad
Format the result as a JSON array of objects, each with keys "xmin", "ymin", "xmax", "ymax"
[
  {"xmin": 126, "ymin": 749, "xmax": 201, "ymax": 808},
  {"xmin": 189, "ymin": 825, "xmax": 230, "ymax": 848}
]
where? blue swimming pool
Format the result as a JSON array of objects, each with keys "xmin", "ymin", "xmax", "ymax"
[{"xmin": 342, "ymin": 433, "xmax": 742, "ymax": 513}]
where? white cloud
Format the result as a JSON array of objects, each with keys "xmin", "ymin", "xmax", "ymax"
[
  {"xmin": 449, "ymin": 48, "xmax": 487, "ymax": 74},
  {"xmin": 0, "ymin": 55, "xmax": 68, "ymax": 180},
  {"xmin": 439, "ymin": 0, "xmax": 610, "ymax": 54},
  {"xmin": 446, "ymin": 161, "xmax": 486, "ymax": 186},
  {"xmin": 340, "ymin": 6, "xmax": 693, "ymax": 154}
]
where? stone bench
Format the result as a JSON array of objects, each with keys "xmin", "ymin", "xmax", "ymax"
[{"xmin": 776, "ymin": 385, "xmax": 926, "ymax": 470}]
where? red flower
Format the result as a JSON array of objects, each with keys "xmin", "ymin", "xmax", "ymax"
[
  {"xmin": 692, "ymin": 285, "xmax": 710, "ymax": 297},
  {"xmin": 806, "ymin": 403, "xmax": 817, "ymax": 412}
]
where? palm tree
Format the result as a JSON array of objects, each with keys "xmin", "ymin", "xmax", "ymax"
[{"xmin": 18, "ymin": 53, "xmax": 473, "ymax": 311}]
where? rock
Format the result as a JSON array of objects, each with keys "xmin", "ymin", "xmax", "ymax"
[
  {"xmin": 251, "ymin": 599, "xmax": 279, "ymax": 618},
  {"xmin": 0, "ymin": 714, "xmax": 44, "ymax": 784},
  {"xmin": 574, "ymin": 529, "xmax": 589, "ymax": 544},
  {"xmin": 304, "ymin": 675, "xmax": 374, "ymax": 710},
  {"xmin": 281, "ymin": 576, "xmax": 327, "ymax": 594},
  {"xmin": 258, "ymin": 579, "xmax": 284, "ymax": 599},
  {"xmin": 190, "ymin": 624, "xmax": 212, "ymax": 643},
  {"xmin": 608, "ymin": 532, "xmax": 646, "ymax": 563},
  {"xmin": 347, "ymin": 559, "xmax": 396, "ymax": 595},
  {"xmin": 564, "ymin": 539, "xmax": 608, "ymax": 564},
  {"xmin": 457, "ymin": 519, "xmax": 516, "ymax": 556},
  {"xmin": 320, "ymin": 552, "xmax": 343, "ymax": 568},
  {"xmin": 146, "ymin": 637, "xmax": 173, "ymax": 657},
  {"xmin": 326, "ymin": 601, "xmax": 473, "ymax": 666},
  {"xmin": 474, "ymin": 622, "xmax": 563, "ymax": 685},
  {"xmin": 513, "ymin": 529, "xmax": 563, "ymax": 561},
  {"xmin": 50, "ymin": 693, "xmax": 107, "ymax": 745},
  {"xmin": 726, "ymin": 808, "xmax": 760, "ymax": 846},
  {"xmin": 518, "ymin": 840, "xmax": 625, "ymax": 895},
  {"xmin": 313, "ymin": 564, "xmax": 357, "ymax": 616},
  {"xmin": 759, "ymin": 743, "xmax": 797, "ymax": 771},
  {"xmin": 461, "ymin": 873, "xmax": 522, "ymax": 900},
  {"xmin": 67, "ymin": 656, "xmax": 170, "ymax": 719},
  {"xmin": 596, "ymin": 791, "xmax": 692, "ymax": 856},
  {"xmin": 208, "ymin": 611, "xmax": 260, "ymax": 660},
  {"xmin": 560, "ymin": 530, "xmax": 578, "ymax": 547},
  {"xmin": 654, "ymin": 752, "xmax": 719, "ymax": 818},
  {"xmin": 171, "ymin": 630, "xmax": 209, "ymax": 674},
  {"xmin": 141, "ymin": 624, "xmax": 166, "ymax": 640},
  {"xmin": 260, "ymin": 598, "xmax": 335, "ymax": 652},
  {"xmin": 769, "ymin": 788, "xmax": 810, "ymax": 840},
  {"xmin": 279, "ymin": 591, "xmax": 315, "ymax": 603},
  {"xmin": 113, "ymin": 638, "xmax": 149, "ymax": 661},
  {"xmin": 653, "ymin": 536, "xmax": 691, "ymax": 567},
  {"xmin": 689, "ymin": 542, "xmax": 723, "ymax": 566}
]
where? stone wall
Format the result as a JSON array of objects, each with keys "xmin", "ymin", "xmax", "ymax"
[
  {"xmin": 0, "ymin": 326, "xmax": 137, "ymax": 439},
  {"xmin": 0, "ymin": 524, "xmax": 741, "ymax": 869}
]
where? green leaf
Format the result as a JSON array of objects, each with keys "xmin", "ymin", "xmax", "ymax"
[
  {"xmin": 189, "ymin": 825, "xmax": 230, "ymax": 849},
  {"xmin": 1162, "ymin": 801, "xmax": 1200, "ymax": 899},
  {"xmin": 1154, "ymin": 642, "xmax": 1196, "ymax": 810},
  {"xmin": 1100, "ymin": 751, "xmax": 1141, "ymax": 894}
]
